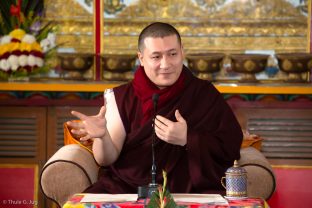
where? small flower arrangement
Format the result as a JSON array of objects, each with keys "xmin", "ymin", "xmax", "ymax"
[
  {"xmin": 148, "ymin": 171, "xmax": 178, "ymax": 208},
  {"xmin": 0, "ymin": 0, "xmax": 56, "ymax": 80}
]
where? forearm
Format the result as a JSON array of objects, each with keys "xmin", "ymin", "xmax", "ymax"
[{"xmin": 92, "ymin": 133, "xmax": 119, "ymax": 166}]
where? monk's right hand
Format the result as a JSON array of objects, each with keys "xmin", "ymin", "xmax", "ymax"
[{"xmin": 66, "ymin": 105, "xmax": 107, "ymax": 142}]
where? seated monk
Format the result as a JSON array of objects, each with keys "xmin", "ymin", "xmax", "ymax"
[{"xmin": 66, "ymin": 22, "xmax": 243, "ymax": 194}]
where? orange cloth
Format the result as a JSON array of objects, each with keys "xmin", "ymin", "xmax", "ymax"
[
  {"xmin": 241, "ymin": 137, "xmax": 262, "ymax": 151},
  {"xmin": 64, "ymin": 121, "xmax": 93, "ymax": 154}
]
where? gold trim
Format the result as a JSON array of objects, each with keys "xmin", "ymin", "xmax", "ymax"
[
  {"xmin": 0, "ymin": 164, "xmax": 39, "ymax": 208},
  {"xmin": 0, "ymin": 82, "xmax": 118, "ymax": 92},
  {"xmin": 272, "ymin": 165, "xmax": 312, "ymax": 169},
  {"xmin": 226, "ymin": 191, "xmax": 247, "ymax": 195},
  {"xmin": 0, "ymin": 82, "xmax": 312, "ymax": 94}
]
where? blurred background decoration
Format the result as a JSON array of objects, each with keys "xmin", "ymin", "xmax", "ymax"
[
  {"xmin": 100, "ymin": 0, "xmax": 309, "ymax": 83},
  {"xmin": 44, "ymin": 0, "xmax": 95, "ymax": 80},
  {"xmin": 2, "ymin": 0, "xmax": 309, "ymax": 83},
  {"xmin": 230, "ymin": 54, "xmax": 270, "ymax": 82},
  {"xmin": 186, "ymin": 53, "xmax": 225, "ymax": 80},
  {"xmin": 276, "ymin": 53, "xmax": 312, "ymax": 82},
  {"xmin": 57, "ymin": 53, "xmax": 94, "ymax": 80},
  {"xmin": 0, "ymin": 0, "xmax": 57, "ymax": 80},
  {"xmin": 101, "ymin": 54, "xmax": 137, "ymax": 81}
]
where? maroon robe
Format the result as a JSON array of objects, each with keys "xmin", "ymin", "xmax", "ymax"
[{"xmin": 84, "ymin": 67, "xmax": 243, "ymax": 194}]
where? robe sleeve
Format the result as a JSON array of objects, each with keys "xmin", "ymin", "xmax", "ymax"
[{"xmin": 185, "ymin": 86, "xmax": 243, "ymax": 192}]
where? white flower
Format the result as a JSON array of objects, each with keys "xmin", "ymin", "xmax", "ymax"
[
  {"xmin": 36, "ymin": 57, "xmax": 44, "ymax": 67},
  {"xmin": 40, "ymin": 32, "xmax": 56, "ymax": 53},
  {"xmin": 40, "ymin": 39, "xmax": 50, "ymax": 53},
  {"xmin": 22, "ymin": 34, "xmax": 36, "ymax": 44},
  {"xmin": 47, "ymin": 33, "xmax": 56, "ymax": 47},
  {"xmin": 28, "ymin": 55, "xmax": 36, "ymax": 66},
  {"xmin": 8, "ymin": 55, "xmax": 19, "ymax": 71},
  {"xmin": 0, "ymin": 59, "xmax": 10, "ymax": 71},
  {"xmin": 18, "ymin": 55, "xmax": 28, "ymax": 67},
  {"xmin": 0, "ymin": 35, "xmax": 12, "ymax": 45}
]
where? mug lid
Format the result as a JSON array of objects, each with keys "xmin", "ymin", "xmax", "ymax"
[{"xmin": 226, "ymin": 160, "xmax": 247, "ymax": 174}]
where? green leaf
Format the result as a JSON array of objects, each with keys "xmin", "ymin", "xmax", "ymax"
[
  {"xmin": 147, "ymin": 170, "xmax": 179, "ymax": 208},
  {"xmin": 36, "ymin": 21, "xmax": 55, "ymax": 41},
  {"xmin": 0, "ymin": 0, "xmax": 14, "ymax": 34}
]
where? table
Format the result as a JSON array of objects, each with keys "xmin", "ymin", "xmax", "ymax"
[{"xmin": 62, "ymin": 194, "xmax": 268, "ymax": 208}]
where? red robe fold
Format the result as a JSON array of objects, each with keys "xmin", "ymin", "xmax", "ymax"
[{"xmin": 84, "ymin": 66, "xmax": 243, "ymax": 194}]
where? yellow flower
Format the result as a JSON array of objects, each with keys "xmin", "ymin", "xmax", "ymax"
[
  {"xmin": 0, "ymin": 43, "xmax": 19, "ymax": 55},
  {"xmin": 9, "ymin": 29, "xmax": 26, "ymax": 40},
  {"xmin": 20, "ymin": 42, "xmax": 32, "ymax": 52},
  {"xmin": 0, "ymin": 44, "xmax": 8, "ymax": 56},
  {"xmin": 8, "ymin": 42, "xmax": 20, "ymax": 52},
  {"xmin": 31, "ymin": 42, "xmax": 42, "ymax": 52}
]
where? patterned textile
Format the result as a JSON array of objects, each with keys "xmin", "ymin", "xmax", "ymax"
[{"xmin": 63, "ymin": 194, "xmax": 267, "ymax": 208}]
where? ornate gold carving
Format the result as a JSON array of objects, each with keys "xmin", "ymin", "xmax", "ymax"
[
  {"xmin": 282, "ymin": 60, "xmax": 293, "ymax": 72},
  {"xmin": 106, "ymin": 58, "xmax": 118, "ymax": 70},
  {"xmin": 44, "ymin": 0, "xmax": 93, "ymax": 53},
  {"xmin": 196, "ymin": 59, "xmax": 208, "ymax": 72},
  {"xmin": 103, "ymin": 0, "xmax": 308, "ymax": 55},
  {"xmin": 230, "ymin": 54, "xmax": 269, "ymax": 82},
  {"xmin": 44, "ymin": 0, "xmax": 94, "ymax": 79},
  {"xmin": 57, "ymin": 53, "xmax": 94, "ymax": 80},
  {"xmin": 244, "ymin": 60, "xmax": 256, "ymax": 72},
  {"xmin": 104, "ymin": 0, "xmax": 125, "ymax": 14},
  {"xmin": 102, "ymin": 55, "xmax": 136, "ymax": 72},
  {"xmin": 276, "ymin": 53, "xmax": 312, "ymax": 82},
  {"xmin": 116, "ymin": 0, "xmax": 207, "ymax": 19},
  {"xmin": 73, "ymin": 57, "xmax": 86, "ymax": 69}
]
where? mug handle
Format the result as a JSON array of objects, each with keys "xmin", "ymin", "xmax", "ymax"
[{"xmin": 221, "ymin": 177, "xmax": 226, "ymax": 189}]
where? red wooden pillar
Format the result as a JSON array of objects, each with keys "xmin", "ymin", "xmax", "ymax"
[
  {"xmin": 309, "ymin": 0, "xmax": 312, "ymax": 53},
  {"xmin": 309, "ymin": 1, "xmax": 312, "ymax": 82},
  {"xmin": 94, "ymin": 0, "xmax": 103, "ymax": 81}
]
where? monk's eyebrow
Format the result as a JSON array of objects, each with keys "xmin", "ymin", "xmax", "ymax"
[{"xmin": 151, "ymin": 49, "xmax": 177, "ymax": 55}]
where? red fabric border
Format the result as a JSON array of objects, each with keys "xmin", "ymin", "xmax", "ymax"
[
  {"xmin": 268, "ymin": 166, "xmax": 312, "ymax": 208},
  {"xmin": 0, "ymin": 164, "xmax": 38, "ymax": 208}
]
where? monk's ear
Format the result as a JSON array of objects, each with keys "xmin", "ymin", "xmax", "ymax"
[{"xmin": 137, "ymin": 51, "xmax": 144, "ymax": 66}]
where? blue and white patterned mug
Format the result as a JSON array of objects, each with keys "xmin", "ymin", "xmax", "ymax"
[{"xmin": 221, "ymin": 160, "xmax": 247, "ymax": 198}]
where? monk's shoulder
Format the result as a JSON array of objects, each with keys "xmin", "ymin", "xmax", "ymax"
[{"xmin": 191, "ymin": 77, "xmax": 219, "ymax": 95}]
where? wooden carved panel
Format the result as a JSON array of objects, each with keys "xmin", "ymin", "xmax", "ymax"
[
  {"xmin": 234, "ymin": 107, "xmax": 312, "ymax": 160},
  {"xmin": 0, "ymin": 107, "xmax": 46, "ymax": 164}
]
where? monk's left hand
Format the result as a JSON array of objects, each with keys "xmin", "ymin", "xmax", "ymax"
[{"xmin": 154, "ymin": 109, "xmax": 187, "ymax": 146}]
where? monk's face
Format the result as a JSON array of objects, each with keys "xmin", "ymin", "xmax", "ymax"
[{"xmin": 138, "ymin": 34, "xmax": 184, "ymax": 89}]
